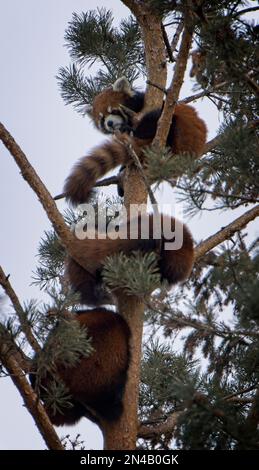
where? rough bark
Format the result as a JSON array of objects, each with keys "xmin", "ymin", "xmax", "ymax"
[
  {"xmin": 102, "ymin": 168, "xmax": 147, "ymax": 450},
  {"xmin": 138, "ymin": 411, "xmax": 182, "ymax": 439},
  {"xmin": 0, "ymin": 265, "xmax": 41, "ymax": 353},
  {"xmin": 100, "ymin": 1, "xmax": 167, "ymax": 450},
  {"xmin": 153, "ymin": 25, "xmax": 193, "ymax": 147},
  {"xmin": 195, "ymin": 205, "xmax": 259, "ymax": 260},
  {"xmin": 122, "ymin": 0, "xmax": 167, "ymax": 111},
  {"xmin": 0, "ymin": 343, "xmax": 63, "ymax": 450}
]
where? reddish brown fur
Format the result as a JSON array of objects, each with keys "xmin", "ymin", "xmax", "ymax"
[
  {"xmin": 91, "ymin": 87, "xmax": 207, "ymax": 157},
  {"xmin": 67, "ymin": 214, "xmax": 194, "ymax": 305},
  {"xmin": 64, "ymin": 85, "xmax": 207, "ymax": 206},
  {"xmin": 64, "ymin": 140, "xmax": 129, "ymax": 206},
  {"xmin": 92, "ymin": 89, "xmax": 130, "ymax": 126},
  {"xmin": 125, "ymin": 103, "xmax": 207, "ymax": 157},
  {"xmin": 30, "ymin": 308, "xmax": 131, "ymax": 426},
  {"xmin": 168, "ymin": 103, "xmax": 207, "ymax": 157}
]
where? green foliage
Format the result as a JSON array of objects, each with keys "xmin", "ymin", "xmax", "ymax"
[
  {"xmin": 193, "ymin": 238, "xmax": 259, "ymax": 329},
  {"xmin": 57, "ymin": 64, "xmax": 101, "ymax": 114},
  {"xmin": 31, "ymin": 314, "xmax": 94, "ymax": 416},
  {"xmin": 32, "ymin": 230, "xmax": 65, "ymax": 289},
  {"xmin": 144, "ymin": 145, "xmax": 199, "ymax": 185},
  {"xmin": 175, "ymin": 118, "xmax": 259, "ymax": 214},
  {"xmin": 140, "ymin": 340, "xmax": 200, "ymax": 418},
  {"xmin": 34, "ymin": 315, "xmax": 94, "ymax": 376},
  {"xmin": 40, "ymin": 379, "xmax": 74, "ymax": 417},
  {"xmin": 57, "ymin": 9, "xmax": 145, "ymax": 113},
  {"xmin": 2, "ymin": 0, "xmax": 259, "ymax": 451},
  {"xmin": 175, "ymin": 386, "xmax": 244, "ymax": 449},
  {"xmin": 29, "ymin": 290, "xmax": 81, "ymax": 345},
  {"xmin": 207, "ymin": 120, "xmax": 259, "ymax": 205},
  {"xmin": 193, "ymin": 6, "xmax": 259, "ymax": 118},
  {"xmin": 103, "ymin": 251, "xmax": 162, "ymax": 299},
  {"xmin": 146, "ymin": 0, "xmax": 244, "ymax": 18},
  {"xmin": 140, "ymin": 228, "xmax": 259, "ymax": 449},
  {"xmin": 65, "ymin": 10, "xmax": 144, "ymax": 71}
]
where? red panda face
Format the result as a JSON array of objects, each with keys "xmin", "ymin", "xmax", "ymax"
[
  {"xmin": 90, "ymin": 77, "xmax": 135, "ymax": 134},
  {"xmin": 91, "ymin": 88, "xmax": 129, "ymax": 133}
]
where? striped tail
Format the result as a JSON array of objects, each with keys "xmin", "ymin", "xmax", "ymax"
[{"xmin": 64, "ymin": 140, "xmax": 129, "ymax": 206}]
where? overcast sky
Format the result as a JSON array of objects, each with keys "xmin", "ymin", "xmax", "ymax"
[{"xmin": 0, "ymin": 0, "xmax": 258, "ymax": 450}]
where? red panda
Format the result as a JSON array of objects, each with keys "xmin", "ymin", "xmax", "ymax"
[
  {"xmin": 63, "ymin": 77, "xmax": 207, "ymax": 206},
  {"xmin": 90, "ymin": 76, "xmax": 207, "ymax": 149},
  {"xmin": 29, "ymin": 308, "xmax": 130, "ymax": 426},
  {"xmin": 66, "ymin": 213, "xmax": 194, "ymax": 306}
]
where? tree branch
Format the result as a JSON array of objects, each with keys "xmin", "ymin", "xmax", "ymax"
[
  {"xmin": 233, "ymin": 6, "xmax": 259, "ymax": 17},
  {"xmin": 244, "ymin": 386, "xmax": 259, "ymax": 433},
  {"xmin": 191, "ymin": 393, "xmax": 243, "ymax": 443},
  {"xmin": 114, "ymin": 135, "xmax": 158, "ymax": 208},
  {"xmin": 0, "ymin": 265, "xmax": 41, "ymax": 353},
  {"xmin": 101, "ymin": 2, "xmax": 170, "ymax": 450},
  {"xmin": 138, "ymin": 385, "xmax": 257, "ymax": 440},
  {"xmin": 181, "ymin": 81, "xmax": 229, "ymax": 104},
  {"xmin": 0, "ymin": 343, "xmax": 64, "ymax": 450},
  {"xmin": 0, "ymin": 122, "xmax": 74, "ymax": 248},
  {"xmin": 0, "ymin": 322, "xmax": 32, "ymax": 373},
  {"xmin": 223, "ymin": 385, "xmax": 258, "ymax": 402},
  {"xmin": 170, "ymin": 19, "xmax": 184, "ymax": 55},
  {"xmin": 161, "ymin": 23, "xmax": 174, "ymax": 63},
  {"xmin": 138, "ymin": 411, "xmax": 182, "ymax": 439},
  {"xmin": 0, "ymin": 122, "xmax": 99, "ymax": 279},
  {"xmin": 54, "ymin": 175, "xmax": 121, "ymax": 201},
  {"xmin": 203, "ymin": 119, "xmax": 259, "ymax": 155},
  {"xmin": 195, "ymin": 205, "xmax": 259, "ymax": 261},
  {"xmin": 122, "ymin": 0, "xmax": 167, "ymax": 111},
  {"xmin": 154, "ymin": 24, "xmax": 194, "ymax": 147},
  {"xmin": 245, "ymin": 74, "xmax": 259, "ymax": 96},
  {"xmin": 173, "ymin": 182, "xmax": 259, "ymax": 205},
  {"xmin": 163, "ymin": 314, "xmax": 246, "ymax": 342}
]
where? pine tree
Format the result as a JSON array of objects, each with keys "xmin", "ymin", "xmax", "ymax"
[{"xmin": 0, "ymin": 0, "xmax": 259, "ymax": 451}]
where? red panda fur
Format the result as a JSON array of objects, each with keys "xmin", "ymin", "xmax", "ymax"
[
  {"xmin": 66, "ymin": 213, "xmax": 194, "ymax": 305},
  {"xmin": 91, "ymin": 85, "xmax": 207, "ymax": 156},
  {"xmin": 29, "ymin": 308, "xmax": 131, "ymax": 426},
  {"xmin": 64, "ymin": 78, "xmax": 207, "ymax": 206},
  {"xmin": 64, "ymin": 139, "xmax": 130, "ymax": 206}
]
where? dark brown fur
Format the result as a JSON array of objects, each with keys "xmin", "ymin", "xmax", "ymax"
[
  {"xmin": 92, "ymin": 87, "xmax": 207, "ymax": 156},
  {"xmin": 30, "ymin": 308, "xmax": 130, "ymax": 426},
  {"xmin": 67, "ymin": 213, "xmax": 194, "ymax": 305},
  {"xmin": 64, "ymin": 80, "xmax": 207, "ymax": 206}
]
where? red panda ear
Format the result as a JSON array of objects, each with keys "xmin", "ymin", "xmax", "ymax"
[
  {"xmin": 83, "ymin": 104, "xmax": 93, "ymax": 116},
  {"xmin": 112, "ymin": 76, "xmax": 134, "ymax": 96}
]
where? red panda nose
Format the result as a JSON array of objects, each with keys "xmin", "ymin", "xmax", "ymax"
[{"xmin": 107, "ymin": 120, "xmax": 114, "ymax": 127}]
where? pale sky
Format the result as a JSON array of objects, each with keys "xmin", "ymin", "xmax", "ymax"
[{"xmin": 0, "ymin": 0, "xmax": 258, "ymax": 450}]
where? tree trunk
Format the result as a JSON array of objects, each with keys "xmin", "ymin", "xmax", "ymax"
[
  {"xmin": 101, "ymin": 2, "xmax": 167, "ymax": 450},
  {"xmin": 102, "ymin": 167, "xmax": 147, "ymax": 449}
]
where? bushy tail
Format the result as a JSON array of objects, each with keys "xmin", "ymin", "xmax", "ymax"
[
  {"xmin": 67, "ymin": 214, "xmax": 194, "ymax": 305},
  {"xmin": 64, "ymin": 140, "xmax": 129, "ymax": 206}
]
